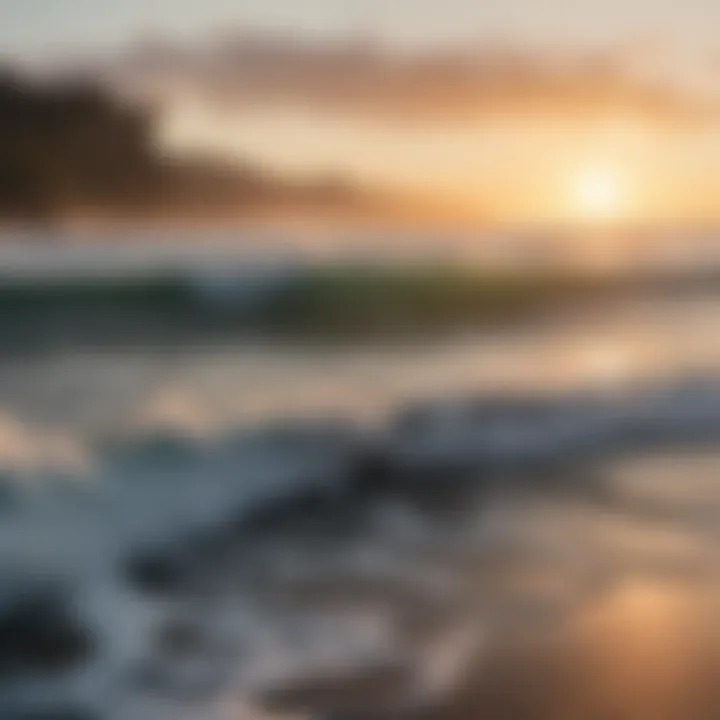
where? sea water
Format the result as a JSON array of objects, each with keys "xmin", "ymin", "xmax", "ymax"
[{"xmin": 2, "ymin": 230, "xmax": 720, "ymax": 720}]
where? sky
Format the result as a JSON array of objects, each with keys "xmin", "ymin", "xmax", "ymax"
[
  {"xmin": 1, "ymin": 0, "xmax": 719, "ymax": 58},
  {"xmin": 5, "ymin": 0, "xmax": 720, "ymax": 224}
]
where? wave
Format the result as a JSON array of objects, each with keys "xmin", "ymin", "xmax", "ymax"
[
  {"xmin": 3, "ymin": 379, "xmax": 720, "ymax": 718},
  {"xmin": 0, "ymin": 263, "xmax": 615, "ymax": 349},
  {"xmin": 5, "ymin": 255, "xmax": 720, "ymax": 352}
]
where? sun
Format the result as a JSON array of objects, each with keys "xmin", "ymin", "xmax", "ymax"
[{"xmin": 572, "ymin": 165, "xmax": 627, "ymax": 222}]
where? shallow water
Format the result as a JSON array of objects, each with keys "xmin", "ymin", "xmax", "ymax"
[{"xmin": 3, "ymin": 235, "xmax": 720, "ymax": 720}]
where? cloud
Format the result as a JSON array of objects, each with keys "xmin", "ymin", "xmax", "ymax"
[{"xmin": 104, "ymin": 32, "xmax": 720, "ymax": 125}]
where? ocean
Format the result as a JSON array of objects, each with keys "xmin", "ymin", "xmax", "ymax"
[{"xmin": 2, "ymin": 228, "xmax": 720, "ymax": 720}]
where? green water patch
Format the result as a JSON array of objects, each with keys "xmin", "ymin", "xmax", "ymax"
[
  {"xmin": 264, "ymin": 265, "xmax": 599, "ymax": 336},
  {"xmin": 0, "ymin": 264, "xmax": 612, "ymax": 347}
]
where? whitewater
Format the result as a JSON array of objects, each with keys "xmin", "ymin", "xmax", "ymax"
[{"xmin": 2, "ymin": 231, "xmax": 720, "ymax": 720}]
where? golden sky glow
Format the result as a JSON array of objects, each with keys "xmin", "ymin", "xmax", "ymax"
[
  {"xmin": 133, "ymin": 34, "xmax": 720, "ymax": 227},
  {"xmin": 9, "ymin": 1, "xmax": 720, "ymax": 225},
  {"xmin": 159, "ymin": 103, "xmax": 720, "ymax": 225},
  {"xmin": 572, "ymin": 165, "xmax": 629, "ymax": 221}
]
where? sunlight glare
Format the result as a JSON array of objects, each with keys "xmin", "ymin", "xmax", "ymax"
[{"xmin": 572, "ymin": 165, "xmax": 627, "ymax": 222}]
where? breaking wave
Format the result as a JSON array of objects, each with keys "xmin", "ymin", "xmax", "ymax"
[{"xmin": 3, "ymin": 380, "xmax": 720, "ymax": 719}]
